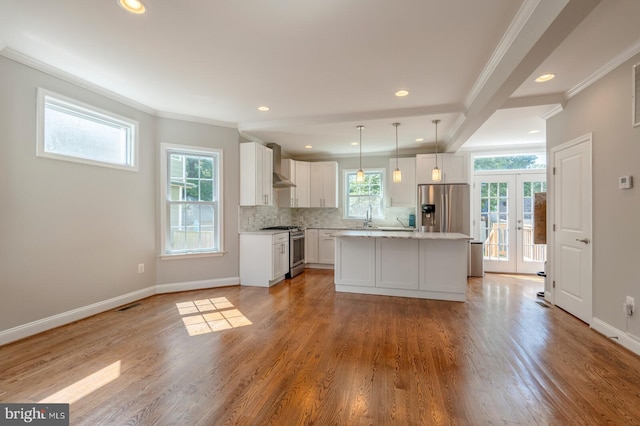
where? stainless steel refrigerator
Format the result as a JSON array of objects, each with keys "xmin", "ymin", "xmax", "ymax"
[{"xmin": 418, "ymin": 183, "xmax": 470, "ymax": 234}]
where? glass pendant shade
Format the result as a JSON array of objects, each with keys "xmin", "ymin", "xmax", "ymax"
[
  {"xmin": 356, "ymin": 125, "xmax": 365, "ymax": 183},
  {"xmin": 431, "ymin": 119, "xmax": 442, "ymax": 182},
  {"xmin": 431, "ymin": 166, "xmax": 441, "ymax": 182},
  {"xmin": 392, "ymin": 122, "xmax": 401, "ymax": 184},
  {"xmin": 393, "ymin": 168, "xmax": 402, "ymax": 183}
]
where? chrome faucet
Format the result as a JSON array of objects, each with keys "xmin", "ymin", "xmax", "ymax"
[{"xmin": 363, "ymin": 204, "xmax": 373, "ymax": 228}]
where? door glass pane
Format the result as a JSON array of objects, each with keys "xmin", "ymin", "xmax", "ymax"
[
  {"xmin": 480, "ymin": 180, "xmax": 510, "ymax": 261},
  {"xmin": 521, "ymin": 180, "xmax": 547, "ymax": 263}
]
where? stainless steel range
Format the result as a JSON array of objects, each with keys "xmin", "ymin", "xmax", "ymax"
[{"xmin": 261, "ymin": 226, "xmax": 305, "ymax": 278}]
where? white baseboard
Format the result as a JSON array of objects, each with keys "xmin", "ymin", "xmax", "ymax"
[
  {"xmin": 155, "ymin": 277, "xmax": 240, "ymax": 294},
  {"xmin": 591, "ymin": 317, "xmax": 640, "ymax": 357},
  {"xmin": 0, "ymin": 277, "xmax": 240, "ymax": 346},
  {"xmin": 0, "ymin": 286, "xmax": 156, "ymax": 346}
]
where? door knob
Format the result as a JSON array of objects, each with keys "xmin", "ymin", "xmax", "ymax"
[{"xmin": 576, "ymin": 238, "xmax": 590, "ymax": 244}]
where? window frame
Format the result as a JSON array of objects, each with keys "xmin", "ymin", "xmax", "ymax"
[
  {"xmin": 343, "ymin": 168, "xmax": 385, "ymax": 219},
  {"xmin": 160, "ymin": 143, "xmax": 224, "ymax": 258},
  {"xmin": 36, "ymin": 88, "xmax": 139, "ymax": 171}
]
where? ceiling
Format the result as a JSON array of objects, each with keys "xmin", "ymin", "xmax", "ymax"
[{"xmin": 1, "ymin": 0, "xmax": 640, "ymax": 159}]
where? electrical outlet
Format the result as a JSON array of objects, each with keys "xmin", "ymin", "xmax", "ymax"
[
  {"xmin": 138, "ymin": 263, "xmax": 144, "ymax": 274},
  {"xmin": 626, "ymin": 296, "xmax": 635, "ymax": 316}
]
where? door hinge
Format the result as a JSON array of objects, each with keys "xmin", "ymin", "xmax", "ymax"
[
  {"xmin": 553, "ymin": 280, "xmax": 556, "ymax": 289},
  {"xmin": 553, "ymin": 224, "xmax": 556, "ymax": 231},
  {"xmin": 553, "ymin": 167, "xmax": 556, "ymax": 175}
]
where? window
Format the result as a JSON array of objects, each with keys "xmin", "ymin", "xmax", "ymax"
[
  {"xmin": 161, "ymin": 144, "xmax": 223, "ymax": 256},
  {"xmin": 473, "ymin": 154, "xmax": 545, "ymax": 171},
  {"xmin": 344, "ymin": 169, "xmax": 384, "ymax": 219},
  {"xmin": 37, "ymin": 88, "xmax": 138, "ymax": 171}
]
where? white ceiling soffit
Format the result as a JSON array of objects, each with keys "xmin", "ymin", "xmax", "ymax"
[{"xmin": 3, "ymin": 0, "xmax": 640, "ymax": 156}]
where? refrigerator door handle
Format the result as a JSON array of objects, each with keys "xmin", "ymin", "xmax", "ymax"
[{"xmin": 441, "ymin": 192, "xmax": 447, "ymax": 233}]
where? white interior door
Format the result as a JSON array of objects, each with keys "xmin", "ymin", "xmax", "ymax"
[
  {"xmin": 552, "ymin": 135, "xmax": 592, "ymax": 324},
  {"xmin": 476, "ymin": 172, "xmax": 547, "ymax": 273}
]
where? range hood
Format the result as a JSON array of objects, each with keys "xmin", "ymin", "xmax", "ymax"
[{"xmin": 266, "ymin": 143, "xmax": 296, "ymax": 188}]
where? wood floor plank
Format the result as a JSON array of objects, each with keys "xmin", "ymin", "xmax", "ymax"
[{"xmin": 3, "ymin": 270, "xmax": 640, "ymax": 424}]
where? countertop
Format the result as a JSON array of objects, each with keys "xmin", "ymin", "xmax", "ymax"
[
  {"xmin": 239, "ymin": 230, "xmax": 290, "ymax": 235},
  {"xmin": 331, "ymin": 230, "xmax": 472, "ymax": 240}
]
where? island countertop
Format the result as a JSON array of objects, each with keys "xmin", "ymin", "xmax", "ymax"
[{"xmin": 332, "ymin": 230, "xmax": 472, "ymax": 240}]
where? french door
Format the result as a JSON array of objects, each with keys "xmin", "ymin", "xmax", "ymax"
[{"xmin": 476, "ymin": 172, "xmax": 547, "ymax": 273}]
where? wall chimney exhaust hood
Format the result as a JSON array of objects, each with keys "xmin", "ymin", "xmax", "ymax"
[{"xmin": 266, "ymin": 143, "xmax": 296, "ymax": 188}]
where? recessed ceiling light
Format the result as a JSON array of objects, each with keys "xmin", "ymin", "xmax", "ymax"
[
  {"xmin": 118, "ymin": 0, "xmax": 145, "ymax": 14},
  {"xmin": 535, "ymin": 73, "xmax": 555, "ymax": 83},
  {"xmin": 305, "ymin": 145, "xmax": 312, "ymax": 149},
  {"xmin": 395, "ymin": 90, "xmax": 409, "ymax": 97},
  {"xmin": 350, "ymin": 142, "xmax": 359, "ymax": 146},
  {"xmin": 415, "ymin": 138, "xmax": 424, "ymax": 142},
  {"xmin": 257, "ymin": 106, "xmax": 270, "ymax": 112},
  {"xmin": 528, "ymin": 129, "xmax": 541, "ymax": 134}
]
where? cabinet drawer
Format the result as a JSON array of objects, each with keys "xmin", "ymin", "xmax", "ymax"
[
  {"xmin": 319, "ymin": 230, "xmax": 335, "ymax": 238},
  {"xmin": 273, "ymin": 233, "xmax": 289, "ymax": 244}
]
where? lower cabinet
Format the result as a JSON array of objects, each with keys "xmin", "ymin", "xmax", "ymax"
[
  {"xmin": 240, "ymin": 232, "xmax": 289, "ymax": 287},
  {"xmin": 305, "ymin": 229, "xmax": 335, "ymax": 266},
  {"xmin": 318, "ymin": 230, "xmax": 336, "ymax": 264}
]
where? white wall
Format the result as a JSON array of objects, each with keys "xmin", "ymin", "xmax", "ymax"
[
  {"xmin": 546, "ymin": 52, "xmax": 640, "ymax": 338},
  {"xmin": 0, "ymin": 56, "xmax": 242, "ymax": 339},
  {"xmin": 155, "ymin": 117, "xmax": 240, "ymax": 286},
  {"xmin": 0, "ymin": 56, "xmax": 156, "ymax": 331}
]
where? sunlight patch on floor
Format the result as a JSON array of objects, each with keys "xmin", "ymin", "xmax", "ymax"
[
  {"xmin": 39, "ymin": 361, "xmax": 121, "ymax": 404},
  {"xmin": 176, "ymin": 297, "xmax": 252, "ymax": 336}
]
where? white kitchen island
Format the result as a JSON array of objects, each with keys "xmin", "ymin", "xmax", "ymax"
[{"xmin": 333, "ymin": 230, "xmax": 472, "ymax": 302}]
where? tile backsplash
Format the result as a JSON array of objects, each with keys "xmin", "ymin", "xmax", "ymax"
[{"xmin": 238, "ymin": 206, "xmax": 416, "ymax": 231}]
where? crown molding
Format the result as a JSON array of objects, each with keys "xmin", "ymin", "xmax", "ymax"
[
  {"xmin": 540, "ymin": 104, "xmax": 564, "ymax": 120},
  {"xmin": 1, "ymin": 46, "xmax": 238, "ymax": 129},
  {"xmin": 1, "ymin": 46, "xmax": 158, "ymax": 115},
  {"xmin": 156, "ymin": 111, "xmax": 236, "ymax": 129},
  {"xmin": 567, "ymin": 38, "xmax": 640, "ymax": 99}
]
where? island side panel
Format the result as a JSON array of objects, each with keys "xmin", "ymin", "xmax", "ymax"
[
  {"xmin": 335, "ymin": 237, "xmax": 376, "ymax": 287},
  {"xmin": 419, "ymin": 239, "xmax": 468, "ymax": 298},
  {"xmin": 376, "ymin": 238, "xmax": 420, "ymax": 289}
]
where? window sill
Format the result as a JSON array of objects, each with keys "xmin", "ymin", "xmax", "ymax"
[{"xmin": 159, "ymin": 251, "xmax": 226, "ymax": 261}]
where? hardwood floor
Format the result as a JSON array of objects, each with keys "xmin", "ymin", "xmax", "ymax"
[{"xmin": 2, "ymin": 270, "xmax": 640, "ymax": 425}]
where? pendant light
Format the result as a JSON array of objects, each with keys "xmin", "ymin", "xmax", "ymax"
[
  {"xmin": 392, "ymin": 122, "xmax": 402, "ymax": 183},
  {"xmin": 431, "ymin": 119, "xmax": 442, "ymax": 182},
  {"xmin": 356, "ymin": 125, "xmax": 365, "ymax": 183}
]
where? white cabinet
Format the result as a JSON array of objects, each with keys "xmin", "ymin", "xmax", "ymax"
[
  {"xmin": 310, "ymin": 162, "xmax": 338, "ymax": 208},
  {"xmin": 278, "ymin": 160, "xmax": 310, "ymax": 208},
  {"xmin": 305, "ymin": 229, "xmax": 319, "ymax": 263},
  {"xmin": 240, "ymin": 232, "xmax": 289, "ymax": 287},
  {"xmin": 272, "ymin": 233, "xmax": 290, "ymax": 280},
  {"xmin": 416, "ymin": 153, "xmax": 469, "ymax": 184},
  {"xmin": 240, "ymin": 142, "xmax": 273, "ymax": 206},
  {"xmin": 305, "ymin": 229, "xmax": 335, "ymax": 266},
  {"xmin": 318, "ymin": 230, "xmax": 336, "ymax": 264},
  {"xmin": 388, "ymin": 157, "xmax": 416, "ymax": 207}
]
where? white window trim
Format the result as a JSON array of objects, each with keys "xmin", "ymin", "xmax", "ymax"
[
  {"xmin": 160, "ymin": 143, "xmax": 224, "ymax": 258},
  {"xmin": 36, "ymin": 87, "xmax": 139, "ymax": 172},
  {"xmin": 343, "ymin": 168, "xmax": 385, "ymax": 219}
]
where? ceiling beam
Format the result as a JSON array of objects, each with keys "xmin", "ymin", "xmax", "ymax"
[{"xmin": 445, "ymin": 0, "xmax": 601, "ymax": 152}]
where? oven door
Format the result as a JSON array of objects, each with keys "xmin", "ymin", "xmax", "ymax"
[{"xmin": 288, "ymin": 231, "xmax": 305, "ymax": 277}]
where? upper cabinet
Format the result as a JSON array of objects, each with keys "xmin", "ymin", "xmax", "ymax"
[
  {"xmin": 388, "ymin": 157, "xmax": 416, "ymax": 207},
  {"xmin": 416, "ymin": 153, "xmax": 469, "ymax": 184},
  {"xmin": 240, "ymin": 142, "xmax": 273, "ymax": 206},
  {"xmin": 310, "ymin": 161, "xmax": 338, "ymax": 208},
  {"xmin": 278, "ymin": 159, "xmax": 310, "ymax": 208}
]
